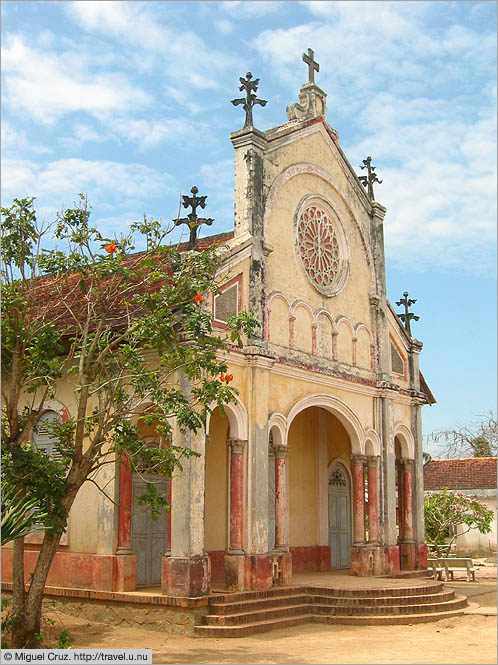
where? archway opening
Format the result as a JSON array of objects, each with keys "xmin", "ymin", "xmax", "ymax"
[
  {"xmin": 288, "ymin": 406, "xmax": 353, "ymax": 572},
  {"xmin": 205, "ymin": 407, "xmax": 229, "ymax": 585}
]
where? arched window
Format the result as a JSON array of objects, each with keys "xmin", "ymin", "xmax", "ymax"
[{"xmin": 33, "ymin": 410, "xmax": 62, "ymax": 457}]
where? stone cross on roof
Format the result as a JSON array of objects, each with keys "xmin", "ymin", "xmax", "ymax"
[
  {"xmin": 359, "ymin": 156, "xmax": 383, "ymax": 201},
  {"xmin": 231, "ymin": 72, "xmax": 267, "ymax": 129},
  {"xmin": 396, "ymin": 291, "xmax": 420, "ymax": 337},
  {"xmin": 303, "ymin": 48, "xmax": 319, "ymax": 85},
  {"xmin": 173, "ymin": 186, "xmax": 214, "ymax": 251}
]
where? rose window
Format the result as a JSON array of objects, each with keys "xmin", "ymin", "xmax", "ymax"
[{"xmin": 297, "ymin": 206, "xmax": 340, "ymax": 292}]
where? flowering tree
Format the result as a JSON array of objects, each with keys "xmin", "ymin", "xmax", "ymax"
[
  {"xmin": 1, "ymin": 196, "xmax": 258, "ymax": 647},
  {"xmin": 424, "ymin": 488, "xmax": 493, "ymax": 555}
]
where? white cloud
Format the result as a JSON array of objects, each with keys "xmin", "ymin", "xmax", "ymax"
[
  {"xmin": 1, "ymin": 158, "xmax": 173, "ymax": 206},
  {"xmin": 220, "ymin": 1, "xmax": 283, "ymax": 17},
  {"xmin": 345, "ymin": 97, "xmax": 497, "ymax": 272},
  {"xmin": 1, "ymin": 121, "xmax": 52, "ymax": 155},
  {"xmin": 67, "ymin": 1, "xmax": 240, "ymax": 90},
  {"xmin": 1, "ymin": 34, "xmax": 150, "ymax": 124},
  {"xmin": 215, "ymin": 19, "xmax": 234, "ymax": 35}
]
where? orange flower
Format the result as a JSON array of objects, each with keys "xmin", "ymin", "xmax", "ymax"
[
  {"xmin": 226, "ymin": 374, "xmax": 233, "ymax": 382},
  {"xmin": 194, "ymin": 293, "xmax": 205, "ymax": 303},
  {"xmin": 220, "ymin": 374, "xmax": 225, "ymax": 382},
  {"xmin": 105, "ymin": 242, "xmax": 118, "ymax": 254}
]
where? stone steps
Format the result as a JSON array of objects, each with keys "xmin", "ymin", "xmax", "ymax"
[
  {"xmin": 194, "ymin": 608, "xmax": 467, "ymax": 638},
  {"xmin": 210, "ymin": 589, "xmax": 455, "ymax": 615},
  {"xmin": 194, "ymin": 584, "xmax": 468, "ymax": 637}
]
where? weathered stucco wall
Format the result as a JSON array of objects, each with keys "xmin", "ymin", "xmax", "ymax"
[
  {"xmin": 205, "ymin": 407, "xmax": 229, "ymax": 552},
  {"xmin": 288, "ymin": 409, "xmax": 318, "ymax": 547}
]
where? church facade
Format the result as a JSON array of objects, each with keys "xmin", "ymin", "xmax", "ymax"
[{"xmin": 2, "ymin": 52, "xmax": 433, "ymax": 596}]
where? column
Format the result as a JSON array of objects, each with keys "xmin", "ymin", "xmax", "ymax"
[
  {"xmin": 117, "ymin": 455, "xmax": 132, "ymax": 554},
  {"xmin": 367, "ymin": 456, "xmax": 380, "ymax": 544},
  {"xmin": 401, "ymin": 459, "xmax": 414, "ymax": 541},
  {"xmin": 351, "ymin": 455, "xmax": 367, "ymax": 544},
  {"xmin": 162, "ymin": 371, "xmax": 210, "ymax": 596},
  {"xmin": 114, "ymin": 455, "xmax": 136, "ymax": 592},
  {"xmin": 166, "ymin": 478, "xmax": 172, "ymax": 556},
  {"xmin": 274, "ymin": 445, "xmax": 289, "ymax": 552},
  {"xmin": 397, "ymin": 460, "xmax": 404, "ymax": 540},
  {"xmin": 228, "ymin": 439, "xmax": 246, "ymax": 553}
]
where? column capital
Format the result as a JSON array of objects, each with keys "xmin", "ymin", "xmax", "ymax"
[
  {"xmin": 228, "ymin": 438, "xmax": 247, "ymax": 454},
  {"xmin": 400, "ymin": 457, "xmax": 414, "ymax": 469},
  {"xmin": 274, "ymin": 444, "xmax": 289, "ymax": 459},
  {"xmin": 351, "ymin": 454, "xmax": 367, "ymax": 465},
  {"xmin": 367, "ymin": 455, "xmax": 380, "ymax": 467}
]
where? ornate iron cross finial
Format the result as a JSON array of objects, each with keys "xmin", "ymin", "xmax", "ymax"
[
  {"xmin": 396, "ymin": 291, "xmax": 420, "ymax": 337},
  {"xmin": 231, "ymin": 72, "xmax": 267, "ymax": 129},
  {"xmin": 173, "ymin": 186, "xmax": 214, "ymax": 251},
  {"xmin": 303, "ymin": 47, "xmax": 319, "ymax": 85},
  {"xmin": 359, "ymin": 156, "xmax": 383, "ymax": 200}
]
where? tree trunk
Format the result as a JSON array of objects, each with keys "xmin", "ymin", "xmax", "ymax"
[
  {"xmin": 11, "ymin": 530, "xmax": 61, "ymax": 648},
  {"xmin": 10, "ymin": 537, "xmax": 27, "ymax": 646}
]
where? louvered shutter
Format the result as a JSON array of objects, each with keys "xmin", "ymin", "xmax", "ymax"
[{"xmin": 33, "ymin": 411, "xmax": 62, "ymax": 458}]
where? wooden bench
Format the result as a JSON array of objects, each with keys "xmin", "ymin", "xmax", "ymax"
[
  {"xmin": 440, "ymin": 557, "xmax": 476, "ymax": 582},
  {"xmin": 427, "ymin": 558, "xmax": 445, "ymax": 580}
]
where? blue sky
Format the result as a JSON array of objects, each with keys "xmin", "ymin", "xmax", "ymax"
[{"xmin": 2, "ymin": 1, "xmax": 496, "ymax": 455}]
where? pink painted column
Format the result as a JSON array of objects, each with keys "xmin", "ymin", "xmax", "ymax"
[
  {"xmin": 228, "ymin": 439, "xmax": 246, "ymax": 553},
  {"xmin": 274, "ymin": 445, "xmax": 289, "ymax": 552},
  {"xmin": 401, "ymin": 459, "xmax": 414, "ymax": 541},
  {"xmin": 351, "ymin": 455, "xmax": 367, "ymax": 545},
  {"xmin": 367, "ymin": 456, "xmax": 380, "ymax": 544},
  {"xmin": 397, "ymin": 461, "xmax": 404, "ymax": 540},
  {"xmin": 117, "ymin": 455, "xmax": 133, "ymax": 553},
  {"xmin": 166, "ymin": 478, "xmax": 172, "ymax": 555}
]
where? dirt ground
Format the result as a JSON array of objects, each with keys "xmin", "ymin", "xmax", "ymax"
[{"xmin": 37, "ymin": 586, "xmax": 497, "ymax": 665}]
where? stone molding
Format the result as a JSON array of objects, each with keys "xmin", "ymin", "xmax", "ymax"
[
  {"xmin": 273, "ymin": 444, "xmax": 289, "ymax": 459},
  {"xmin": 227, "ymin": 438, "xmax": 247, "ymax": 454}
]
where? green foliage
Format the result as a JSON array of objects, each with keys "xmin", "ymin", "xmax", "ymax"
[
  {"xmin": 1, "ymin": 482, "xmax": 48, "ymax": 545},
  {"xmin": 56, "ymin": 629, "xmax": 71, "ymax": 649},
  {"xmin": 424, "ymin": 488, "xmax": 494, "ymax": 555},
  {"xmin": 1, "ymin": 194, "xmax": 259, "ymax": 646}
]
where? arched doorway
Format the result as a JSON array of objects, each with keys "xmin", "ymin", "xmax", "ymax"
[
  {"xmin": 129, "ymin": 411, "xmax": 171, "ymax": 588},
  {"xmin": 205, "ymin": 407, "xmax": 229, "ymax": 585},
  {"xmin": 131, "ymin": 469, "xmax": 169, "ymax": 587},
  {"xmin": 328, "ymin": 462, "xmax": 351, "ymax": 569},
  {"xmin": 287, "ymin": 404, "xmax": 356, "ymax": 572}
]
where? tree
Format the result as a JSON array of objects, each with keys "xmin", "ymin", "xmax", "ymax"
[
  {"xmin": 431, "ymin": 412, "xmax": 497, "ymax": 458},
  {"xmin": 1, "ymin": 196, "xmax": 258, "ymax": 648},
  {"xmin": 1, "ymin": 483, "xmax": 47, "ymax": 546},
  {"xmin": 424, "ymin": 488, "xmax": 494, "ymax": 555}
]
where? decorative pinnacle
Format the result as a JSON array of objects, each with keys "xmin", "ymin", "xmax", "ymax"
[
  {"xmin": 359, "ymin": 156, "xmax": 383, "ymax": 200},
  {"xmin": 231, "ymin": 72, "xmax": 267, "ymax": 129},
  {"xmin": 173, "ymin": 186, "xmax": 214, "ymax": 251},
  {"xmin": 395, "ymin": 291, "xmax": 420, "ymax": 337},
  {"xmin": 303, "ymin": 47, "xmax": 319, "ymax": 85}
]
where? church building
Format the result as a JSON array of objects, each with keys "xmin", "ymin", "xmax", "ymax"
[{"xmin": 2, "ymin": 50, "xmax": 434, "ymax": 597}]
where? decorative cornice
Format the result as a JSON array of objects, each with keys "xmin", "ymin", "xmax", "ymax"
[
  {"xmin": 227, "ymin": 438, "xmax": 247, "ymax": 454},
  {"xmin": 273, "ymin": 444, "xmax": 289, "ymax": 458}
]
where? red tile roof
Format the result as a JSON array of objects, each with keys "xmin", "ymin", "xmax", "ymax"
[{"xmin": 424, "ymin": 457, "xmax": 497, "ymax": 490}]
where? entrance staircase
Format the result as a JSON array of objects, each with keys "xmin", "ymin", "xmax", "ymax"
[{"xmin": 194, "ymin": 582, "xmax": 467, "ymax": 637}]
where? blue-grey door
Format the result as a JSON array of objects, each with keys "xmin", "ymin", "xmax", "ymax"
[
  {"xmin": 131, "ymin": 472, "xmax": 169, "ymax": 587},
  {"xmin": 328, "ymin": 463, "xmax": 351, "ymax": 569}
]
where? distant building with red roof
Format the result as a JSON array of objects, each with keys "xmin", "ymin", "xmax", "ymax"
[{"xmin": 424, "ymin": 457, "xmax": 497, "ymax": 556}]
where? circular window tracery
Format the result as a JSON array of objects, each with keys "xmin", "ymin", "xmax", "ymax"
[{"xmin": 295, "ymin": 198, "xmax": 349, "ymax": 297}]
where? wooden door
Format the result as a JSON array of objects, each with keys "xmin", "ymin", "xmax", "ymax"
[
  {"xmin": 131, "ymin": 473, "xmax": 169, "ymax": 587},
  {"xmin": 328, "ymin": 463, "xmax": 351, "ymax": 569}
]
